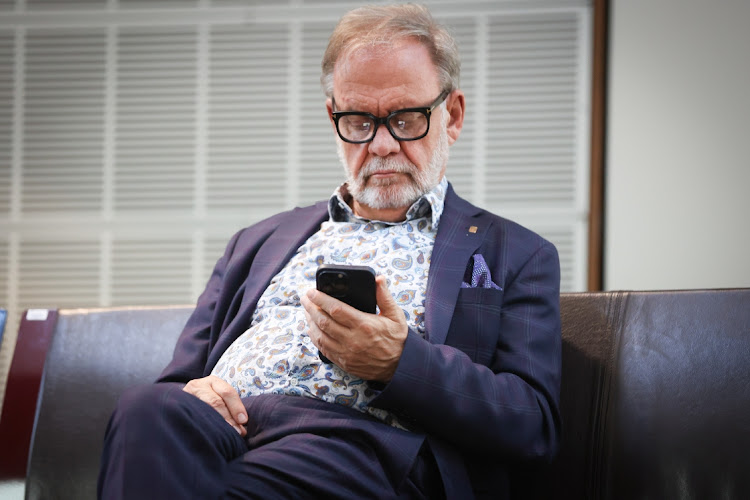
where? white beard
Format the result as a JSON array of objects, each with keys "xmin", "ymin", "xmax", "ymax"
[{"xmin": 337, "ymin": 110, "xmax": 450, "ymax": 211}]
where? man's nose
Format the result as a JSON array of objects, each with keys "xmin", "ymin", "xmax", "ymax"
[{"xmin": 368, "ymin": 125, "xmax": 401, "ymax": 157}]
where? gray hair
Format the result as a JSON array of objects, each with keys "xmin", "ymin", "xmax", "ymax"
[{"xmin": 321, "ymin": 4, "xmax": 461, "ymax": 98}]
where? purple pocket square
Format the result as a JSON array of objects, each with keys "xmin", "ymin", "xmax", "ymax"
[{"xmin": 461, "ymin": 254, "xmax": 502, "ymax": 290}]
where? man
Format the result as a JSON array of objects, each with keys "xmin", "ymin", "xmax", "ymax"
[{"xmin": 98, "ymin": 4, "xmax": 561, "ymax": 499}]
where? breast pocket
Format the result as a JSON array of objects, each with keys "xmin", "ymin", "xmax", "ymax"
[{"xmin": 444, "ymin": 287, "xmax": 504, "ymax": 366}]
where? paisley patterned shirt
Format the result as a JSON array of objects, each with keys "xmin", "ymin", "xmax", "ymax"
[{"xmin": 211, "ymin": 177, "xmax": 448, "ymax": 428}]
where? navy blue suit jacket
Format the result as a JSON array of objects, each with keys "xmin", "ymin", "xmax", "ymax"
[{"xmin": 158, "ymin": 185, "xmax": 561, "ymax": 498}]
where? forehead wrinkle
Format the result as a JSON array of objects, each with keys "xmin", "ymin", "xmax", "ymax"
[{"xmin": 334, "ymin": 87, "xmax": 413, "ymax": 115}]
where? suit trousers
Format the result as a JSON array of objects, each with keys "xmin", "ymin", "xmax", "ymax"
[{"xmin": 97, "ymin": 383, "xmax": 445, "ymax": 499}]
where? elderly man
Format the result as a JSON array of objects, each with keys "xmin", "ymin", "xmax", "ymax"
[{"xmin": 98, "ymin": 4, "xmax": 561, "ymax": 499}]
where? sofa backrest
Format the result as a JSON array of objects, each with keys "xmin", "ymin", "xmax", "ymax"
[
  {"xmin": 544, "ymin": 289, "xmax": 750, "ymax": 499},
  {"xmin": 29, "ymin": 306, "xmax": 192, "ymax": 499},
  {"xmin": 1, "ymin": 290, "xmax": 748, "ymax": 499}
]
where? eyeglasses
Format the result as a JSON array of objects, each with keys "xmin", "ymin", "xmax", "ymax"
[{"xmin": 331, "ymin": 90, "xmax": 450, "ymax": 144}]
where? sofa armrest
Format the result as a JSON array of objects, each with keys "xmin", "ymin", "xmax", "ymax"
[{"xmin": 0, "ymin": 309, "xmax": 59, "ymax": 480}]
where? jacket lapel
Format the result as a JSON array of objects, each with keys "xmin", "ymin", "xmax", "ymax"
[
  {"xmin": 207, "ymin": 202, "xmax": 329, "ymax": 369},
  {"xmin": 241, "ymin": 202, "xmax": 329, "ymax": 312},
  {"xmin": 425, "ymin": 187, "xmax": 491, "ymax": 345}
]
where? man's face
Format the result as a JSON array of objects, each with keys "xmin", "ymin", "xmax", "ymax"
[{"xmin": 328, "ymin": 40, "xmax": 463, "ymax": 221}]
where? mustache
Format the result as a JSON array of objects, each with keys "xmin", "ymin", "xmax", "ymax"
[{"xmin": 358, "ymin": 158, "xmax": 417, "ymax": 178}]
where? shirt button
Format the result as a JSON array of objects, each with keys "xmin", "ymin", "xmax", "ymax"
[{"xmin": 290, "ymin": 378, "xmax": 298, "ymax": 387}]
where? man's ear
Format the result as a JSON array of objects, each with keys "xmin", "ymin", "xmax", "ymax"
[
  {"xmin": 326, "ymin": 98, "xmax": 341, "ymax": 138},
  {"xmin": 326, "ymin": 98, "xmax": 335, "ymax": 125},
  {"xmin": 445, "ymin": 90, "xmax": 465, "ymax": 145}
]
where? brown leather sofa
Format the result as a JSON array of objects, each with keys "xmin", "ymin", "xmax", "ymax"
[{"xmin": 1, "ymin": 289, "xmax": 749, "ymax": 499}]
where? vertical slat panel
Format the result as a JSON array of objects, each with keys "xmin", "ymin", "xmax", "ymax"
[
  {"xmin": 537, "ymin": 226, "xmax": 577, "ymax": 292},
  {"xmin": 486, "ymin": 13, "xmax": 580, "ymax": 208},
  {"xmin": 23, "ymin": 29, "xmax": 106, "ymax": 213},
  {"xmin": 111, "ymin": 238, "xmax": 192, "ymax": 305},
  {"xmin": 0, "ymin": 239, "xmax": 8, "ymax": 307},
  {"xmin": 115, "ymin": 27, "xmax": 197, "ymax": 212},
  {"xmin": 206, "ymin": 24, "xmax": 289, "ymax": 212},
  {"xmin": 119, "ymin": 0, "xmax": 197, "ymax": 6},
  {"xmin": 298, "ymin": 20, "xmax": 341, "ymax": 206},
  {"xmin": 436, "ymin": 16, "xmax": 478, "ymax": 200},
  {"xmin": 17, "ymin": 239, "xmax": 101, "ymax": 308},
  {"xmin": 26, "ymin": 0, "xmax": 106, "ymax": 8},
  {"xmin": 0, "ymin": 31, "xmax": 12, "ymax": 215}
]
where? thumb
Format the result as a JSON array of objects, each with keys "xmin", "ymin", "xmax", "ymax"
[{"xmin": 375, "ymin": 275, "xmax": 405, "ymax": 322}]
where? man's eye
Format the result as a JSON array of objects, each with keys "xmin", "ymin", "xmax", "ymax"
[
  {"xmin": 354, "ymin": 121, "xmax": 371, "ymax": 131},
  {"xmin": 345, "ymin": 118, "xmax": 371, "ymax": 130}
]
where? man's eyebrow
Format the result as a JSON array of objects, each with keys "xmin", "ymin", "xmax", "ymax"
[
  {"xmin": 335, "ymin": 98, "xmax": 426, "ymax": 115},
  {"xmin": 333, "ymin": 97, "xmax": 372, "ymax": 113}
]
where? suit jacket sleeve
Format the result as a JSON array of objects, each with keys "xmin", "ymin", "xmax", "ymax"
[
  {"xmin": 370, "ymin": 234, "xmax": 561, "ymax": 460},
  {"xmin": 157, "ymin": 229, "xmax": 243, "ymax": 384}
]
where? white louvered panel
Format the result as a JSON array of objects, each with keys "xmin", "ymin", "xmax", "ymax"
[
  {"xmin": 17, "ymin": 239, "xmax": 100, "ymax": 308},
  {"xmin": 23, "ymin": 29, "xmax": 106, "ymax": 213},
  {"xmin": 298, "ymin": 20, "xmax": 342, "ymax": 206},
  {"xmin": 207, "ymin": 24, "xmax": 288, "ymax": 212},
  {"xmin": 211, "ymin": 0, "xmax": 290, "ymax": 6},
  {"xmin": 301, "ymin": 0, "xmax": 358, "ymax": 4},
  {"xmin": 26, "ymin": 0, "xmax": 105, "ymax": 8},
  {"xmin": 120, "ymin": 0, "xmax": 197, "ymax": 6},
  {"xmin": 0, "ymin": 1, "xmax": 14, "ymax": 10},
  {"xmin": 437, "ymin": 16, "xmax": 478, "ymax": 200},
  {"xmin": 115, "ymin": 27, "xmax": 196, "ymax": 212},
  {"xmin": 535, "ymin": 225, "xmax": 577, "ymax": 292},
  {"xmin": 0, "ymin": 239, "xmax": 7, "ymax": 306},
  {"xmin": 0, "ymin": 31, "xmax": 11, "ymax": 215},
  {"xmin": 486, "ymin": 13, "xmax": 579, "ymax": 208},
  {"xmin": 111, "ymin": 238, "xmax": 193, "ymax": 305}
]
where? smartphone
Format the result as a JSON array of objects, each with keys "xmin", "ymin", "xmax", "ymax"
[
  {"xmin": 315, "ymin": 264, "xmax": 377, "ymax": 363},
  {"xmin": 315, "ymin": 264, "xmax": 377, "ymax": 314}
]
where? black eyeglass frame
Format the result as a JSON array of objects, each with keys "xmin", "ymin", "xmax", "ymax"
[{"xmin": 331, "ymin": 89, "xmax": 451, "ymax": 144}]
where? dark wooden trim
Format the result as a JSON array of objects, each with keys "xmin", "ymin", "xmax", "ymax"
[
  {"xmin": 588, "ymin": 0, "xmax": 609, "ymax": 291},
  {"xmin": 0, "ymin": 309, "xmax": 59, "ymax": 479}
]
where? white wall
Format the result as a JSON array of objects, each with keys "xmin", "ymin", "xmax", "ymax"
[{"xmin": 606, "ymin": 0, "xmax": 750, "ymax": 290}]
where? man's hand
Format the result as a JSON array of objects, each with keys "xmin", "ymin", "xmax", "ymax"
[
  {"xmin": 301, "ymin": 275, "xmax": 408, "ymax": 382},
  {"xmin": 183, "ymin": 375, "xmax": 247, "ymax": 437}
]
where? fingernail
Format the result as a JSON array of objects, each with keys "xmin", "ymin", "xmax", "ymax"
[{"xmin": 238, "ymin": 413, "xmax": 247, "ymax": 424}]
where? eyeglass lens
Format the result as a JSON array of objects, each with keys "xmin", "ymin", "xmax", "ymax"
[{"xmin": 338, "ymin": 111, "xmax": 428, "ymax": 142}]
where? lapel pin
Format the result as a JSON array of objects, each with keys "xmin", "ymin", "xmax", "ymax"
[{"xmin": 469, "ymin": 226, "xmax": 478, "ymax": 233}]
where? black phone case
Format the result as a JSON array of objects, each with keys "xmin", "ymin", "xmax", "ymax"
[
  {"xmin": 315, "ymin": 264, "xmax": 376, "ymax": 313},
  {"xmin": 315, "ymin": 264, "xmax": 377, "ymax": 363}
]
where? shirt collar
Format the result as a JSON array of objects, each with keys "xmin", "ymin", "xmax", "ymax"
[{"xmin": 328, "ymin": 176, "xmax": 449, "ymax": 229}]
